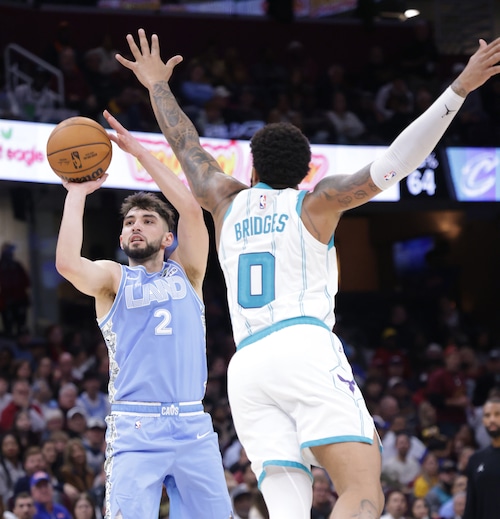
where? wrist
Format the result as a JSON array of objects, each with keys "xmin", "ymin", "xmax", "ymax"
[{"xmin": 450, "ymin": 80, "xmax": 469, "ymax": 98}]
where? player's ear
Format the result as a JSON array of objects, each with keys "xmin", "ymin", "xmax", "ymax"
[
  {"xmin": 119, "ymin": 235, "xmax": 124, "ymax": 250},
  {"xmin": 163, "ymin": 231, "xmax": 174, "ymax": 248}
]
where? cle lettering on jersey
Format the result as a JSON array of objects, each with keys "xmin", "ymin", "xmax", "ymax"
[
  {"xmin": 125, "ymin": 276, "xmax": 187, "ymax": 308},
  {"xmin": 234, "ymin": 213, "xmax": 289, "ymax": 241}
]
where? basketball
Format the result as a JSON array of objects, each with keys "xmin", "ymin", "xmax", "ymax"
[{"xmin": 46, "ymin": 117, "xmax": 112, "ymax": 182}]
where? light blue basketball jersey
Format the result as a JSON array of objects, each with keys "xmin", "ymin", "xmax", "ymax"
[
  {"xmin": 219, "ymin": 183, "xmax": 338, "ymax": 348},
  {"xmin": 98, "ymin": 260, "xmax": 207, "ymax": 403}
]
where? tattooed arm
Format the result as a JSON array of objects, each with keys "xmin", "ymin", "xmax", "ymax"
[{"xmin": 115, "ymin": 29, "xmax": 247, "ymax": 224}]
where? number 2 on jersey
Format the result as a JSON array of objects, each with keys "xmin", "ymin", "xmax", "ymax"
[{"xmin": 237, "ymin": 252, "xmax": 275, "ymax": 308}]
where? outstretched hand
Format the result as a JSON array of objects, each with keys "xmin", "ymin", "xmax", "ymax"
[
  {"xmin": 453, "ymin": 37, "xmax": 500, "ymax": 96},
  {"xmin": 115, "ymin": 28, "xmax": 183, "ymax": 90},
  {"xmin": 103, "ymin": 110, "xmax": 145, "ymax": 158},
  {"xmin": 61, "ymin": 173, "xmax": 108, "ymax": 195}
]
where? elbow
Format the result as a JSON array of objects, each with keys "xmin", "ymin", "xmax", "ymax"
[{"xmin": 55, "ymin": 255, "xmax": 77, "ymax": 279}]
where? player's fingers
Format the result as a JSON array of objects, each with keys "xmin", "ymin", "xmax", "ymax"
[
  {"xmin": 166, "ymin": 55, "xmax": 183, "ymax": 71},
  {"xmin": 137, "ymin": 28, "xmax": 151, "ymax": 56},
  {"xmin": 126, "ymin": 33, "xmax": 142, "ymax": 61},
  {"xmin": 151, "ymin": 34, "xmax": 161, "ymax": 57},
  {"xmin": 115, "ymin": 53, "xmax": 133, "ymax": 70}
]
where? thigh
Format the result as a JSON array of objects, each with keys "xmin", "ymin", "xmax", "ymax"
[
  {"xmin": 171, "ymin": 416, "xmax": 232, "ymax": 518},
  {"xmin": 311, "ymin": 432, "xmax": 382, "ymax": 496},
  {"xmin": 105, "ymin": 415, "xmax": 169, "ymax": 519},
  {"xmin": 228, "ymin": 343, "xmax": 310, "ymax": 481}
]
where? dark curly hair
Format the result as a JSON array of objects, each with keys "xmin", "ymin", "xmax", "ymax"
[
  {"xmin": 250, "ymin": 123, "xmax": 311, "ymax": 188},
  {"xmin": 120, "ymin": 192, "xmax": 176, "ymax": 232}
]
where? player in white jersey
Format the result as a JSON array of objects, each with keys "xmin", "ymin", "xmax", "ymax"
[
  {"xmin": 55, "ymin": 113, "xmax": 232, "ymax": 518},
  {"xmin": 116, "ymin": 29, "xmax": 500, "ymax": 519}
]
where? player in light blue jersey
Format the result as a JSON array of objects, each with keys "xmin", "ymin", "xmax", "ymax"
[
  {"xmin": 55, "ymin": 113, "xmax": 232, "ymax": 518},
  {"xmin": 116, "ymin": 29, "xmax": 500, "ymax": 519}
]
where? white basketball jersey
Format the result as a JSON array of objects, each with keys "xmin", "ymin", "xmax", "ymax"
[{"xmin": 219, "ymin": 183, "xmax": 338, "ymax": 348}]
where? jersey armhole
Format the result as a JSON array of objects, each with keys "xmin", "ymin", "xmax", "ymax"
[{"xmin": 296, "ymin": 190, "xmax": 335, "ymax": 250}]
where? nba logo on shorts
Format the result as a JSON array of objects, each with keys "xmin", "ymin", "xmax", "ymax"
[{"xmin": 259, "ymin": 195, "xmax": 266, "ymax": 209}]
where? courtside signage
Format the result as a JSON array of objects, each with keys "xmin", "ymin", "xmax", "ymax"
[{"xmin": 0, "ymin": 118, "xmax": 398, "ymax": 201}]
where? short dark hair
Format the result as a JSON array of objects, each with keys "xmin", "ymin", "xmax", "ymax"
[
  {"xmin": 250, "ymin": 123, "xmax": 311, "ymax": 188},
  {"xmin": 120, "ymin": 192, "xmax": 176, "ymax": 231}
]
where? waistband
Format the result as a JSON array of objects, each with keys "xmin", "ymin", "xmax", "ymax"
[
  {"xmin": 110, "ymin": 400, "xmax": 204, "ymax": 417},
  {"xmin": 237, "ymin": 316, "xmax": 332, "ymax": 351}
]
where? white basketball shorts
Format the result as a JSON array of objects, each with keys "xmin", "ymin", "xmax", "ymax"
[{"xmin": 227, "ymin": 323, "xmax": 375, "ymax": 484}]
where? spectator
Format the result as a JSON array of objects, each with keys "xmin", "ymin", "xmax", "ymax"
[
  {"xmin": 325, "ymin": 91, "xmax": 366, "ymax": 144},
  {"xmin": 43, "ymin": 325, "xmax": 65, "ymax": 364},
  {"xmin": 382, "ymin": 432, "xmax": 422, "ymax": 493},
  {"xmin": 0, "ymin": 433, "xmax": 25, "ymax": 508},
  {"xmin": 58, "ymin": 439, "xmax": 94, "ymax": 504},
  {"xmin": 56, "ymin": 384, "xmax": 79, "ymax": 417},
  {"xmin": 438, "ymin": 474, "xmax": 467, "ymax": 519},
  {"xmin": 30, "ymin": 471, "xmax": 71, "ymax": 519},
  {"xmin": 10, "ymin": 68, "xmax": 62, "ymax": 124},
  {"xmin": 81, "ymin": 418, "xmax": 105, "ymax": 477},
  {"xmin": 178, "ymin": 60, "xmax": 215, "ymax": 119},
  {"xmin": 10, "ymin": 491, "xmax": 35, "ymax": 519},
  {"xmin": 408, "ymin": 496, "xmax": 430, "ymax": 519},
  {"xmin": 472, "ymin": 349, "xmax": 500, "ymax": 407},
  {"xmin": 231, "ymin": 483, "xmax": 252, "ymax": 519},
  {"xmin": 12, "ymin": 447, "xmax": 46, "ymax": 499},
  {"xmin": 0, "ymin": 243, "xmax": 31, "ymax": 339},
  {"xmin": 40, "ymin": 409, "xmax": 64, "ymax": 443},
  {"xmin": 11, "ymin": 410, "xmax": 41, "ymax": 456},
  {"xmin": 311, "ymin": 469, "xmax": 336, "ymax": 519},
  {"xmin": 425, "ymin": 460, "xmax": 456, "ymax": 517},
  {"xmin": 382, "ymin": 415, "xmax": 426, "ymax": 466},
  {"xmin": 54, "ymin": 47, "xmax": 96, "ymax": 116},
  {"xmin": 426, "ymin": 345, "xmax": 469, "ymax": 437},
  {"xmin": 449, "ymin": 491, "xmax": 466, "ymax": 519},
  {"xmin": 412, "ymin": 451, "xmax": 439, "ymax": 499},
  {"xmin": 76, "ymin": 372, "xmax": 109, "ymax": 422},
  {"xmin": 39, "ymin": 440, "xmax": 57, "ymax": 480},
  {"xmin": 0, "ymin": 381, "xmax": 44, "ymax": 434},
  {"xmin": 71, "ymin": 492, "xmax": 97, "ymax": 519},
  {"xmin": 380, "ymin": 489, "xmax": 408, "ymax": 519},
  {"xmin": 0, "ymin": 378, "xmax": 12, "ymax": 417},
  {"xmin": 64, "ymin": 408, "xmax": 87, "ymax": 439}
]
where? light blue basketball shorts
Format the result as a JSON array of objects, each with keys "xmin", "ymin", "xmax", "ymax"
[{"xmin": 104, "ymin": 401, "xmax": 233, "ymax": 518}]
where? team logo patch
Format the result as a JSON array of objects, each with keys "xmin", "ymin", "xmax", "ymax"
[
  {"xmin": 161, "ymin": 265, "xmax": 179, "ymax": 277},
  {"xmin": 259, "ymin": 195, "xmax": 266, "ymax": 209},
  {"xmin": 337, "ymin": 374, "xmax": 356, "ymax": 394},
  {"xmin": 383, "ymin": 171, "xmax": 397, "ymax": 181}
]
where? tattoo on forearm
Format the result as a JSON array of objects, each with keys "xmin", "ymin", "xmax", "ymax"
[
  {"xmin": 320, "ymin": 170, "xmax": 379, "ymax": 207},
  {"xmin": 151, "ymin": 81, "xmax": 216, "ymax": 203},
  {"xmin": 351, "ymin": 499, "xmax": 378, "ymax": 518}
]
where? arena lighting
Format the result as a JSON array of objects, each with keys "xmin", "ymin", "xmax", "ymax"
[{"xmin": 377, "ymin": 0, "xmax": 420, "ymax": 20}]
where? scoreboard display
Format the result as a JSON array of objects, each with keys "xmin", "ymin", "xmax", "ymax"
[{"xmin": 399, "ymin": 149, "xmax": 453, "ymax": 201}]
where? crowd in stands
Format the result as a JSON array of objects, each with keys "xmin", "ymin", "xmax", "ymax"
[
  {"xmin": 1, "ymin": 19, "xmax": 500, "ymax": 149},
  {"xmin": 0, "ymin": 229, "xmax": 500, "ymax": 518},
  {"xmin": 1, "ymin": 15, "xmax": 500, "ymax": 519}
]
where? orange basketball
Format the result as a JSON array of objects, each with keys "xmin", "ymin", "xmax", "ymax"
[{"xmin": 46, "ymin": 117, "xmax": 112, "ymax": 182}]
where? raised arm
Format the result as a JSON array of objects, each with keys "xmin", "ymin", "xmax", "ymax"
[
  {"xmin": 55, "ymin": 176, "xmax": 121, "ymax": 318},
  {"xmin": 103, "ymin": 110, "xmax": 208, "ymax": 294},
  {"xmin": 114, "ymin": 29, "xmax": 247, "ymax": 225},
  {"xmin": 302, "ymin": 36, "xmax": 500, "ymax": 244}
]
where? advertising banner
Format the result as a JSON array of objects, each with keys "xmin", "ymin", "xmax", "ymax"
[{"xmin": 0, "ymin": 118, "xmax": 398, "ymax": 201}]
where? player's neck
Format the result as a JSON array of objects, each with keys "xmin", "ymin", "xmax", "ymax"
[{"xmin": 128, "ymin": 256, "xmax": 164, "ymax": 273}]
